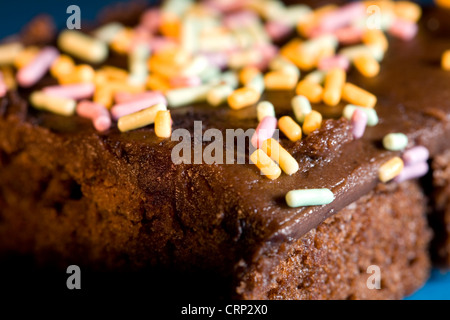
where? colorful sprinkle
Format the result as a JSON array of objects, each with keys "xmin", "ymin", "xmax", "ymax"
[
  {"xmin": 382, "ymin": 133, "xmax": 409, "ymax": 151},
  {"xmin": 342, "ymin": 83, "xmax": 377, "ymax": 109},
  {"xmin": 379, "ymin": 157, "xmax": 404, "ymax": 183},
  {"xmin": 256, "ymin": 101, "xmax": 276, "ymax": 122},
  {"xmin": 402, "ymin": 146, "xmax": 430, "ymax": 166},
  {"xmin": 278, "ymin": 116, "xmax": 302, "ymax": 142},
  {"xmin": 30, "ymin": 91, "xmax": 76, "ymax": 116},
  {"xmin": 350, "ymin": 108, "xmax": 368, "ymax": 139},
  {"xmin": 76, "ymin": 100, "xmax": 111, "ymax": 132},
  {"xmin": 251, "ymin": 116, "xmax": 277, "ymax": 148},
  {"xmin": 302, "ymin": 110, "xmax": 322, "ymax": 135},
  {"xmin": 291, "ymin": 95, "xmax": 312, "ymax": 123},
  {"xmin": 117, "ymin": 103, "xmax": 167, "ymax": 132},
  {"xmin": 155, "ymin": 110, "xmax": 172, "ymax": 138},
  {"xmin": 395, "ymin": 161, "xmax": 429, "ymax": 183},
  {"xmin": 323, "ymin": 67, "xmax": 346, "ymax": 107},
  {"xmin": 343, "ymin": 104, "xmax": 379, "ymax": 126},
  {"xmin": 285, "ymin": 188, "xmax": 334, "ymax": 207},
  {"xmin": 249, "ymin": 149, "xmax": 282, "ymax": 180},
  {"xmin": 261, "ymin": 138, "xmax": 299, "ymax": 175},
  {"xmin": 58, "ymin": 30, "xmax": 108, "ymax": 64},
  {"xmin": 16, "ymin": 47, "xmax": 59, "ymax": 87}
]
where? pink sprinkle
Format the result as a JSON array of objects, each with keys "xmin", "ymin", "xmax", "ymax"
[
  {"xmin": 402, "ymin": 146, "xmax": 429, "ymax": 166},
  {"xmin": 351, "ymin": 108, "xmax": 368, "ymax": 139},
  {"xmin": 139, "ymin": 9, "xmax": 161, "ymax": 34},
  {"xmin": 334, "ymin": 25, "xmax": 363, "ymax": 45},
  {"xmin": 111, "ymin": 95, "xmax": 167, "ymax": 120},
  {"xmin": 200, "ymin": 51, "xmax": 229, "ymax": 69},
  {"xmin": 318, "ymin": 2, "xmax": 366, "ymax": 33},
  {"xmin": 251, "ymin": 44, "xmax": 278, "ymax": 71},
  {"xmin": 0, "ymin": 71, "xmax": 7, "ymax": 98},
  {"xmin": 318, "ymin": 55, "xmax": 350, "ymax": 71},
  {"xmin": 42, "ymin": 83, "xmax": 95, "ymax": 100},
  {"xmin": 265, "ymin": 20, "xmax": 292, "ymax": 42},
  {"xmin": 223, "ymin": 10, "xmax": 259, "ymax": 29},
  {"xmin": 149, "ymin": 36, "xmax": 178, "ymax": 53},
  {"xmin": 170, "ymin": 75, "xmax": 202, "ymax": 88},
  {"xmin": 251, "ymin": 116, "xmax": 277, "ymax": 148},
  {"xmin": 129, "ymin": 26, "xmax": 152, "ymax": 52},
  {"xmin": 394, "ymin": 161, "xmax": 429, "ymax": 183},
  {"xmin": 16, "ymin": 46, "xmax": 59, "ymax": 88},
  {"xmin": 76, "ymin": 100, "xmax": 111, "ymax": 132},
  {"xmin": 388, "ymin": 19, "xmax": 418, "ymax": 41},
  {"xmin": 205, "ymin": 0, "xmax": 246, "ymax": 13},
  {"xmin": 114, "ymin": 91, "xmax": 165, "ymax": 104}
]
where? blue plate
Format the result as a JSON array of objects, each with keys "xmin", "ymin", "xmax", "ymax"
[{"xmin": 406, "ymin": 269, "xmax": 450, "ymax": 300}]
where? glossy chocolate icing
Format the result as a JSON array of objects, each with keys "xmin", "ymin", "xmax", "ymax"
[{"xmin": 1, "ymin": 4, "xmax": 450, "ymax": 277}]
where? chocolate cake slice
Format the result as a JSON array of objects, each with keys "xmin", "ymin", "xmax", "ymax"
[{"xmin": 0, "ymin": 0, "xmax": 449, "ymax": 299}]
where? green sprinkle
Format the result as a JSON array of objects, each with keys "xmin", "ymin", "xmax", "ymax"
[
  {"xmin": 343, "ymin": 104, "xmax": 379, "ymax": 126},
  {"xmin": 292, "ymin": 95, "xmax": 312, "ymax": 123},
  {"xmin": 285, "ymin": 188, "xmax": 335, "ymax": 208},
  {"xmin": 382, "ymin": 133, "xmax": 408, "ymax": 151}
]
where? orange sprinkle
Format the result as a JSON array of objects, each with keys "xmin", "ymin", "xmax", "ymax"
[
  {"xmin": 264, "ymin": 71, "xmax": 298, "ymax": 90},
  {"xmin": 295, "ymin": 80, "xmax": 323, "ymax": 104},
  {"xmin": 302, "ymin": 110, "xmax": 322, "ymax": 135},
  {"xmin": 239, "ymin": 66, "xmax": 261, "ymax": 85},
  {"xmin": 278, "ymin": 116, "xmax": 302, "ymax": 142},
  {"xmin": 227, "ymin": 87, "xmax": 260, "ymax": 110},
  {"xmin": 354, "ymin": 54, "xmax": 380, "ymax": 78},
  {"xmin": 342, "ymin": 82, "xmax": 377, "ymax": 108},
  {"xmin": 442, "ymin": 50, "xmax": 450, "ymax": 71},
  {"xmin": 362, "ymin": 29, "xmax": 388, "ymax": 52},
  {"xmin": 323, "ymin": 68, "xmax": 346, "ymax": 106}
]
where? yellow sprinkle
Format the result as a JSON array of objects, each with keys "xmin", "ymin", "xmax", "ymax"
[
  {"xmin": 118, "ymin": 103, "xmax": 167, "ymax": 132},
  {"xmin": 0, "ymin": 42, "xmax": 23, "ymax": 65},
  {"xmin": 13, "ymin": 46, "xmax": 40, "ymax": 69},
  {"xmin": 50, "ymin": 55, "xmax": 75, "ymax": 79},
  {"xmin": 342, "ymin": 82, "xmax": 377, "ymax": 108},
  {"xmin": 30, "ymin": 91, "xmax": 76, "ymax": 116},
  {"xmin": 58, "ymin": 30, "xmax": 108, "ymax": 64},
  {"xmin": 379, "ymin": 157, "xmax": 404, "ymax": 183},
  {"xmin": 302, "ymin": 110, "xmax": 322, "ymax": 135},
  {"xmin": 264, "ymin": 71, "xmax": 298, "ymax": 90},
  {"xmin": 354, "ymin": 54, "xmax": 380, "ymax": 78},
  {"xmin": 442, "ymin": 50, "xmax": 450, "ymax": 71},
  {"xmin": 323, "ymin": 68, "xmax": 346, "ymax": 106},
  {"xmin": 295, "ymin": 80, "xmax": 323, "ymax": 104},
  {"xmin": 278, "ymin": 116, "xmax": 302, "ymax": 142},
  {"xmin": 227, "ymin": 87, "xmax": 260, "ymax": 110},
  {"xmin": 249, "ymin": 149, "xmax": 282, "ymax": 180},
  {"xmin": 155, "ymin": 110, "xmax": 172, "ymax": 138},
  {"xmin": 262, "ymin": 138, "xmax": 299, "ymax": 175}
]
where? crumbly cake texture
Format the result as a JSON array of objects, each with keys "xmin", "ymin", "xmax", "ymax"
[
  {"xmin": 239, "ymin": 181, "xmax": 431, "ymax": 300},
  {"xmin": 431, "ymin": 149, "xmax": 450, "ymax": 266},
  {"xmin": 1, "ymin": 0, "xmax": 450, "ymax": 300}
]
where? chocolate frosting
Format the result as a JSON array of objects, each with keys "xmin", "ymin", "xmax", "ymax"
[{"xmin": 2, "ymin": 3, "xmax": 450, "ymax": 276}]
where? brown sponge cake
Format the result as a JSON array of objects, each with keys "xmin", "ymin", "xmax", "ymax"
[{"xmin": 0, "ymin": 1, "xmax": 450, "ymax": 300}]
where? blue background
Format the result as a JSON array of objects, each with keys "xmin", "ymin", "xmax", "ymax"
[{"xmin": 0, "ymin": 0, "xmax": 448, "ymax": 300}]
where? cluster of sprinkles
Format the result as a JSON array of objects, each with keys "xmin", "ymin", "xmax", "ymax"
[{"xmin": 0, "ymin": 0, "xmax": 434, "ymax": 209}]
